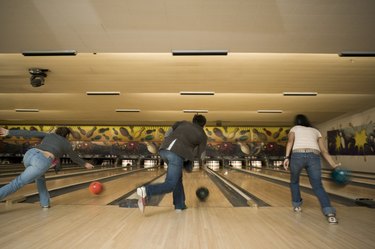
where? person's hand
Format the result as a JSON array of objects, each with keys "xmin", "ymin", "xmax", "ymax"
[
  {"xmin": 332, "ymin": 162, "xmax": 341, "ymax": 169},
  {"xmin": 0, "ymin": 127, "xmax": 9, "ymax": 137},
  {"xmin": 283, "ymin": 158, "xmax": 289, "ymax": 171},
  {"xmin": 85, "ymin": 163, "xmax": 95, "ymax": 169}
]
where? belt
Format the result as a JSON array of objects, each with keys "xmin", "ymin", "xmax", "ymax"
[{"xmin": 292, "ymin": 148, "xmax": 320, "ymax": 155}]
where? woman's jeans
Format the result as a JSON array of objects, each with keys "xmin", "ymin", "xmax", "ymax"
[
  {"xmin": 146, "ymin": 149, "xmax": 186, "ymax": 209},
  {"xmin": 290, "ymin": 152, "xmax": 335, "ymax": 215},
  {"xmin": 0, "ymin": 148, "xmax": 52, "ymax": 207}
]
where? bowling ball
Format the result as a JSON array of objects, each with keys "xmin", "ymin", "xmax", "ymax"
[
  {"xmin": 331, "ymin": 167, "xmax": 351, "ymax": 185},
  {"xmin": 89, "ymin": 181, "xmax": 103, "ymax": 194},
  {"xmin": 196, "ymin": 187, "xmax": 209, "ymax": 201}
]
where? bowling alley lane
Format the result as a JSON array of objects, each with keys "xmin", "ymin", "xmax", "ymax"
[
  {"xmin": 50, "ymin": 168, "xmax": 166, "ymax": 205},
  {"xmin": 158, "ymin": 170, "xmax": 233, "ymax": 208},
  {"xmin": 214, "ymin": 167, "xmax": 347, "ymax": 208},
  {"xmin": 0, "ymin": 165, "xmax": 108, "ymax": 185},
  {"xmin": 133, "ymin": 165, "xmax": 371, "ymax": 209},
  {"xmin": 2, "ymin": 166, "xmax": 164, "ymax": 203},
  {"xmin": 261, "ymin": 167, "xmax": 375, "ymax": 186},
  {"xmin": 0, "ymin": 165, "xmax": 28, "ymax": 174},
  {"xmin": 263, "ymin": 167, "xmax": 374, "ymax": 200},
  {"xmin": 219, "ymin": 167, "xmax": 375, "ymax": 203}
]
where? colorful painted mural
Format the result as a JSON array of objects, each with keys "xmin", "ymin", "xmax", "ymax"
[
  {"xmin": 0, "ymin": 125, "xmax": 290, "ymax": 160},
  {"xmin": 327, "ymin": 122, "xmax": 375, "ymax": 156}
]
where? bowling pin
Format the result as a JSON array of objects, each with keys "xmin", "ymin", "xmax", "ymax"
[{"xmin": 237, "ymin": 141, "xmax": 250, "ymax": 155}]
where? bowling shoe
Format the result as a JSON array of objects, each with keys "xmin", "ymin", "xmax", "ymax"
[
  {"xmin": 175, "ymin": 205, "xmax": 188, "ymax": 213},
  {"xmin": 183, "ymin": 160, "xmax": 193, "ymax": 173},
  {"xmin": 137, "ymin": 186, "xmax": 147, "ymax": 213},
  {"xmin": 327, "ymin": 214, "xmax": 338, "ymax": 224},
  {"xmin": 293, "ymin": 206, "xmax": 302, "ymax": 212}
]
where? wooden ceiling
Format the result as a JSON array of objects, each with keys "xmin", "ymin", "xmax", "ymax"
[{"xmin": 0, "ymin": 1, "xmax": 374, "ymax": 126}]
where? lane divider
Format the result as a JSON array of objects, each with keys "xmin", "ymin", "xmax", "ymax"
[{"xmin": 205, "ymin": 166, "xmax": 265, "ymax": 207}]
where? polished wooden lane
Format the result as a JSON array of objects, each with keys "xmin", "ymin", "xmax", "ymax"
[
  {"xmin": 236, "ymin": 167, "xmax": 375, "ymax": 200},
  {"xmin": 218, "ymin": 168, "xmax": 346, "ymax": 208},
  {"xmin": 0, "ymin": 165, "xmax": 88, "ymax": 183},
  {"xmin": 0, "ymin": 204, "xmax": 374, "ymax": 249},
  {"xmin": 159, "ymin": 170, "xmax": 233, "ymax": 208},
  {"xmin": 1, "ymin": 167, "xmax": 375, "ymax": 249},
  {"xmin": 51, "ymin": 168, "xmax": 165, "ymax": 205},
  {"xmin": 1, "ymin": 166, "xmax": 161, "ymax": 202}
]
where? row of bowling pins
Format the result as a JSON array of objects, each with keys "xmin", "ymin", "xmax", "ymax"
[
  {"xmin": 250, "ymin": 160, "xmax": 262, "ymax": 167},
  {"xmin": 144, "ymin": 159, "xmax": 158, "ymax": 168},
  {"xmin": 122, "ymin": 160, "xmax": 133, "ymax": 167},
  {"xmin": 60, "ymin": 158, "xmax": 73, "ymax": 165},
  {"xmin": 206, "ymin": 160, "xmax": 220, "ymax": 167},
  {"xmin": 101, "ymin": 159, "xmax": 115, "ymax": 166},
  {"xmin": 230, "ymin": 160, "xmax": 242, "ymax": 167}
]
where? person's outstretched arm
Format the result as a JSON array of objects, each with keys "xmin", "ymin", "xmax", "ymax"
[
  {"xmin": 318, "ymin": 137, "xmax": 341, "ymax": 168},
  {"xmin": 66, "ymin": 146, "xmax": 94, "ymax": 169},
  {"xmin": 0, "ymin": 127, "xmax": 47, "ymax": 138}
]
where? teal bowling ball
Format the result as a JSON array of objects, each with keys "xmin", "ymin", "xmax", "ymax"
[
  {"xmin": 196, "ymin": 187, "xmax": 209, "ymax": 201},
  {"xmin": 331, "ymin": 167, "xmax": 351, "ymax": 185}
]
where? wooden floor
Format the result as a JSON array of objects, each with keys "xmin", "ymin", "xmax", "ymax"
[
  {"xmin": 0, "ymin": 204, "xmax": 374, "ymax": 249},
  {"xmin": 1, "ymin": 167, "xmax": 375, "ymax": 249}
]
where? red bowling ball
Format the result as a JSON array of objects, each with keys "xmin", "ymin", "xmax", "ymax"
[{"xmin": 89, "ymin": 181, "xmax": 103, "ymax": 195}]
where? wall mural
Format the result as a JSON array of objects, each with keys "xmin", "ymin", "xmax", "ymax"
[
  {"xmin": 327, "ymin": 122, "xmax": 375, "ymax": 156},
  {"xmin": 0, "ymin": 125, "xmax": 290, "ymax": 162}
]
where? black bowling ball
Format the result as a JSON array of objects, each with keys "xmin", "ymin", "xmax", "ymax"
[{"xmin": 196, "ymin": 187, "xmax": 209, "ymax": 201}]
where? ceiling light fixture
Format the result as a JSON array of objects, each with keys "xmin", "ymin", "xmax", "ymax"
[
  {"xmin": 86, "ymin": 92, "xmax": 120, "ymax": 96},
  {"xmin": 183, "ymin": 110, "xmax": 208, "ymax": 113},
  {"xmin": 283, "ymin": 92, "xmax": 318, "ymax": 96},
  {"xmin": 180, "ymin": 91, "xmax": 215, "ymax": 96},
  {"xmin": 115, "ymin": 109, "xmax": 140, "ymax": 112},
  {"xmin": 257, "ymin": 110, "xmax": 283, "ymax": 113},
  {"xmin": 15, "ymin": 109, "xmax": 39, "ymax": 112},
  {"xmin": 338, "ymin": 51, "xmax": 375, "ymax": 57},
  {"xmin": 172, "ymin": 50, "xmax": 228, "ymax": 56},
  {"xmin": 22, "ymin": 50, "xmax": 77, "ymax": 56}
]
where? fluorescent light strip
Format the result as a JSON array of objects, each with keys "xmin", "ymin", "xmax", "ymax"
[
  {"xmin": 22, "ymin": 50, "xmax": 77, "ymax": 56},
  {"xmin": 183, "ymin": 109, "xmax": 208, "ymax": 113},
  {"xmin": 115, "ymin": 109, "xmax": 140, "ymax": 112},
  {"xmin": 257, "ymin": 110, "xmax": 283, "ymax": 113},
  {"xmin": 339, "ymin": 51, "xmax": 375, "ymax": 57},
  {"xmin": 283, "ymin": 92, "xmax": 318, "ymax": 96},
  {"xmin": 15, "ymin": 109, "xmax": 39, "ymax": 112},
  {"xmin": 172, "ymin": 50, "xmax": 228, "ymax": 56},
  {"xmin": 180, "ymin": 91, "xmax": 215, "ymax": 96},
  {"xmin": 86, "ymin": 91, "xmax": 120, "ymax": 96}
]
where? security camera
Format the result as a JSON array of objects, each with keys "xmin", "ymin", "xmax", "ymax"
[
  {"xmin": 30, "ymin": 75, "xmax": 45, "ymax": 87},
  {"xmin": 29, "ymin": 68, "xmax": 48, "ymax": 87}
]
